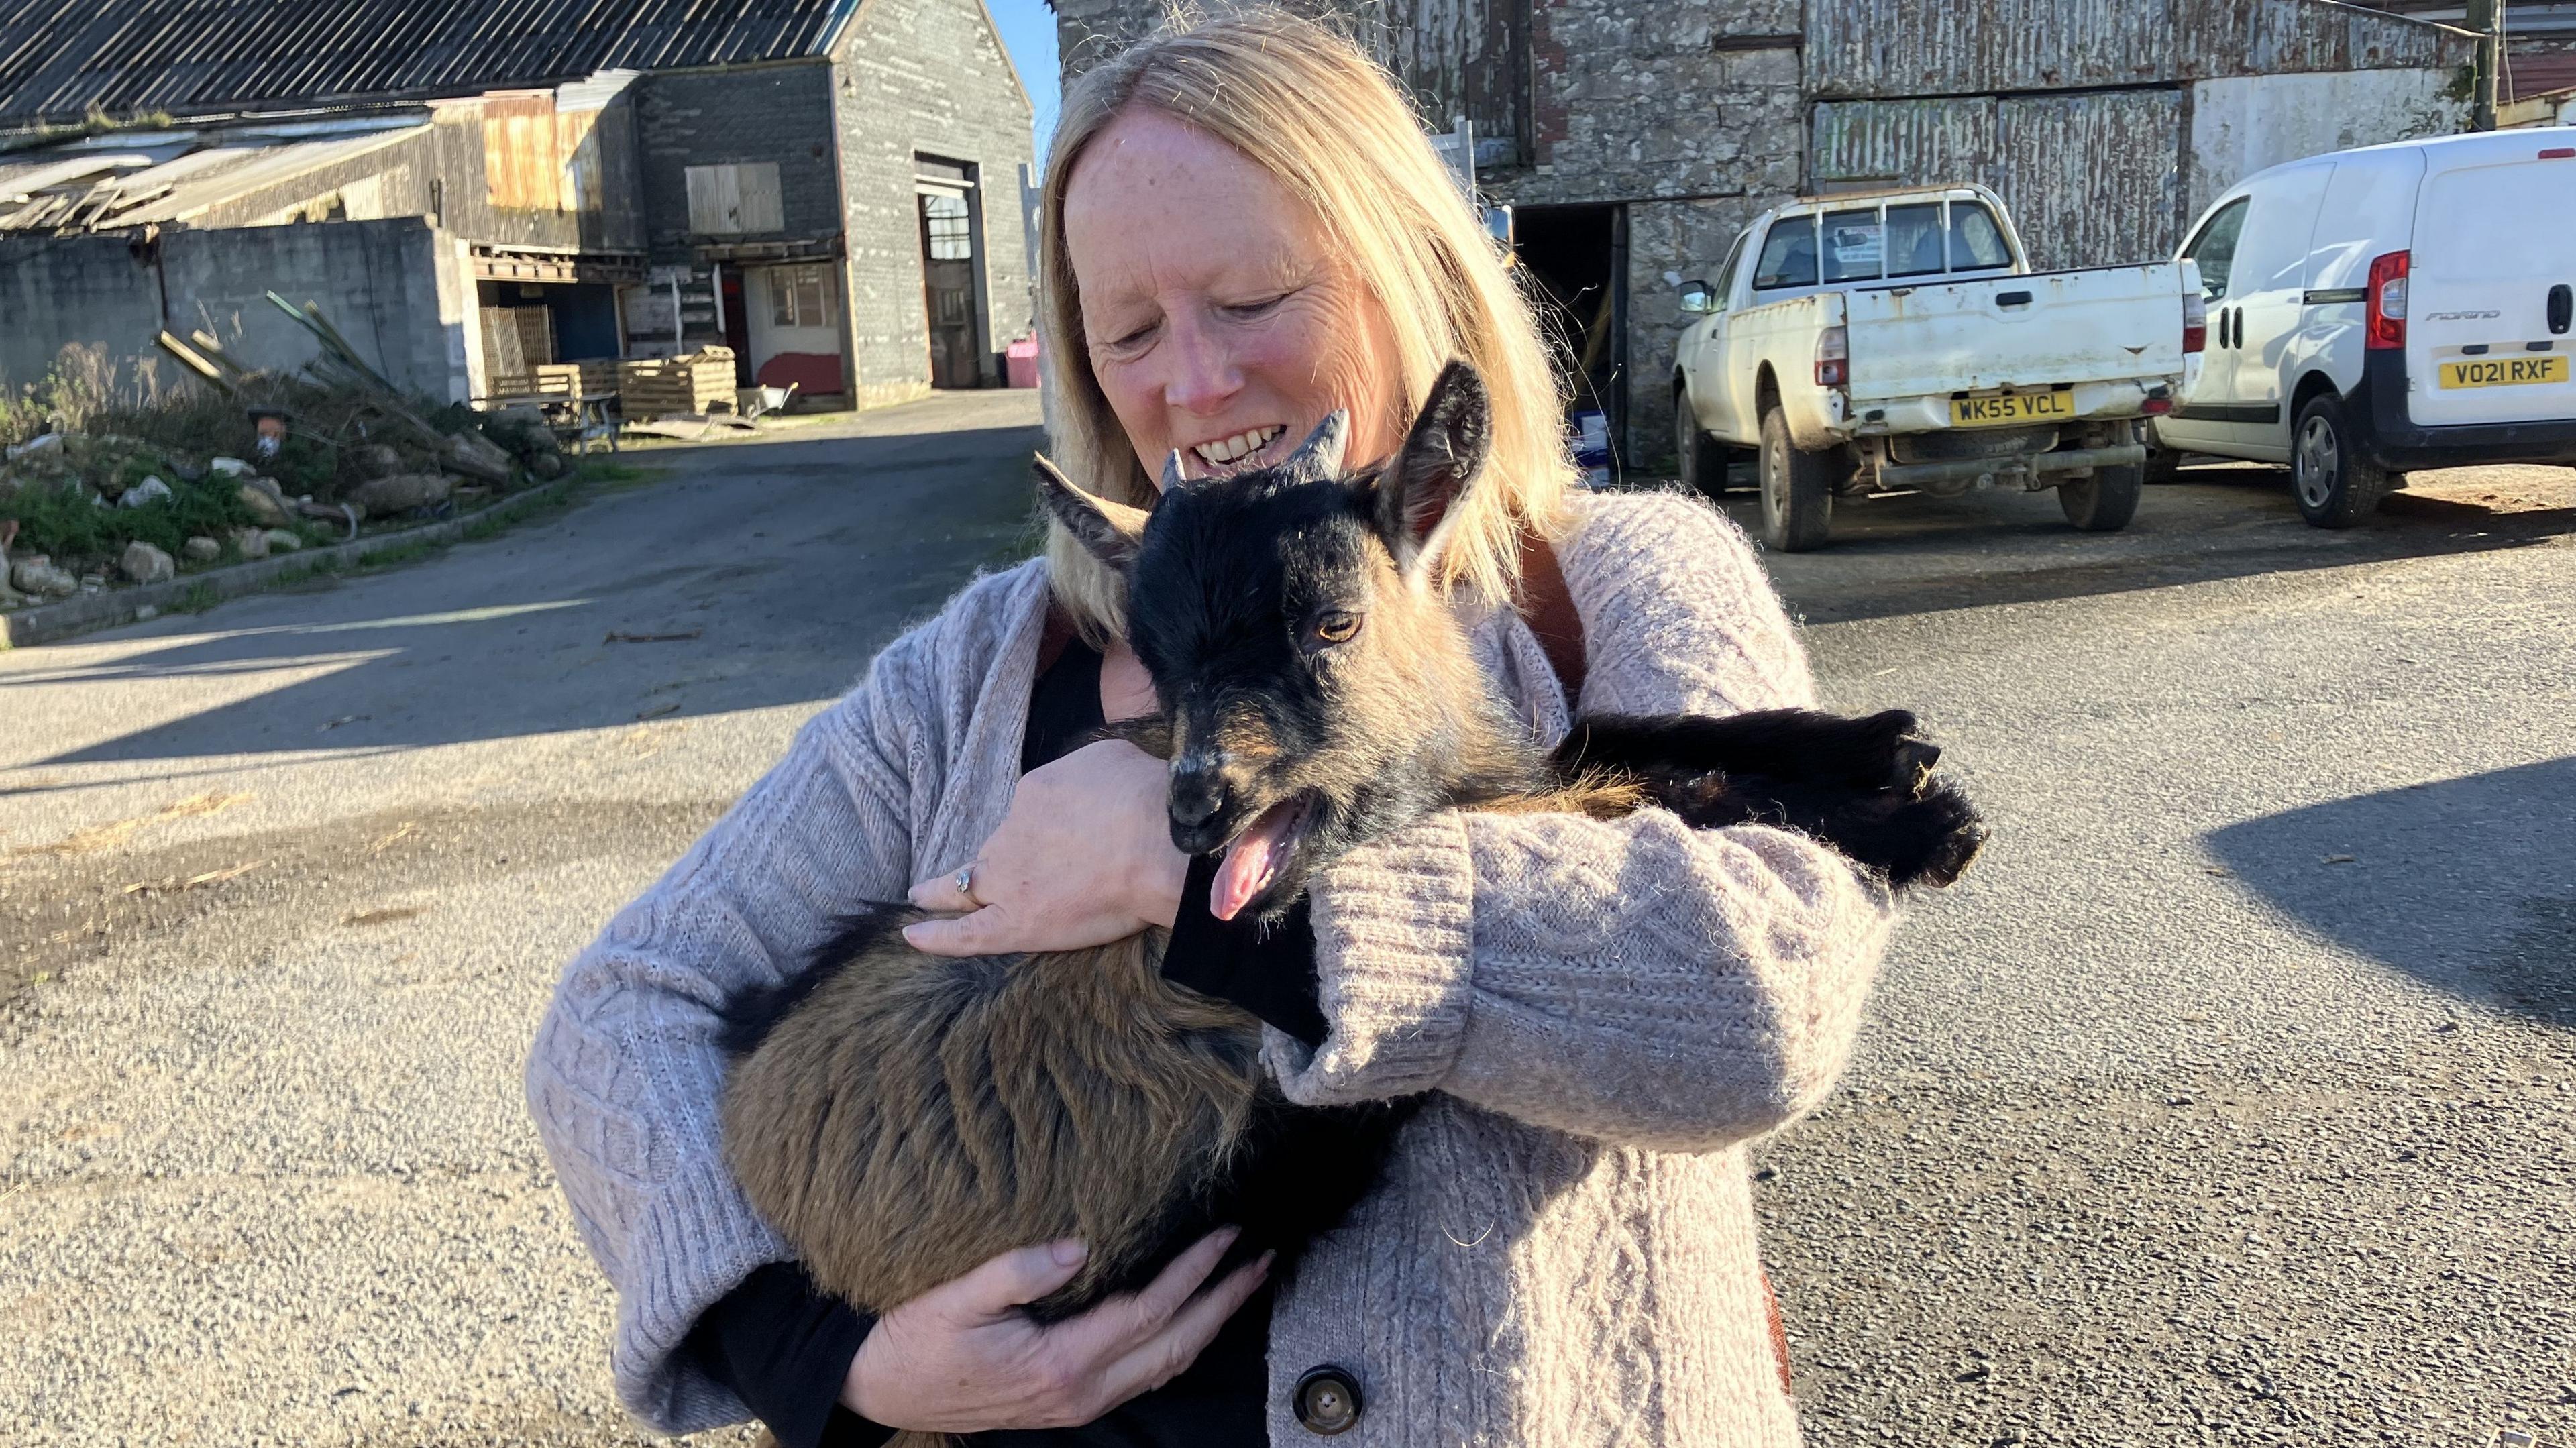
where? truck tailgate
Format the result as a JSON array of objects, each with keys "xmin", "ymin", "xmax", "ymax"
[{"xmin": 1843, "ymin": 264, "xmax": 2188, "ymax": 403}]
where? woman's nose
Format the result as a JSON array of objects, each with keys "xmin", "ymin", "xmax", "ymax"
[{"xmin": 1160, "ymin": 311, "xmax": 1244, "ymax": 418}]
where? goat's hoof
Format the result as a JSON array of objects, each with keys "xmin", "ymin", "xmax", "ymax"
[{"xmin": 1917, "ymin": 820, "xmax": 1988, "ymax": 888}]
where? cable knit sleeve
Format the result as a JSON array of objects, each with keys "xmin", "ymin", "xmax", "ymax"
[
  {"xmin": 1262, "ymin": 490, "xmax": 1897, "ymax": 1152},
  {"xmin": 522, "ymin": 612, "xmax": 950, "ymax": 1433}
]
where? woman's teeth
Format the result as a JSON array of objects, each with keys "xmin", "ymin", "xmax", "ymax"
[{"xmin": 1191, "ymin": 425, "xmax": 1284, "ymax": 470}]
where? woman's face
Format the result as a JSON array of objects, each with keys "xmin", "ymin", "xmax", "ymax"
[{"xmin": 1063, "ymin": 106, "xmax": 1404, "ymax": 484}]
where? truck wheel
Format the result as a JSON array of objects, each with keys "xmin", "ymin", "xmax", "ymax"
[
  {"xmin": 1674, "ymin": 386, "xmax": 1728, "ymax": 496},
  {"xmin": 2290, "ymin": 394, "xmax": 2389, "ymax": 528},
  {"xmin": 2057, "ymin": 464, "xmax": 2143, "ymax": 531},
  {"xmin": 1758, "ymin": 405, "xmax": 1833, "ymax": 551}
]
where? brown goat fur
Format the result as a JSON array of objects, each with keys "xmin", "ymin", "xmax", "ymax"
[{"xmin": 718, "ymin": 361, "xmax": 1985, "ymax": 1353}]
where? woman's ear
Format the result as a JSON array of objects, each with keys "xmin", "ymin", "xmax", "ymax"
[
  {"xmin": 1034, "ymin": 455, "xmax": 1150, "ymax": 569},
  {"xmin": 1369, "ymin": 360, "xmax": 1491, "ymax": 579}
]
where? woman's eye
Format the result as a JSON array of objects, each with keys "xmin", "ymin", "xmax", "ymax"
[
  {"xmin": 1224, "ymin": 292, "xmax": 1290, "ymax": 321},
  {"xmin": 1310, "ymin": 610, "xmax": 1361, "ymax": 645},
  {"xmin": 1099, "ymin": 321, "xmax": 1159, "ymax": 355}
]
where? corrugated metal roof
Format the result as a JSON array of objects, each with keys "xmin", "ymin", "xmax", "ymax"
[
  {"xmin": 0, "ymin": 115, "xmax": 427, "ymax": 230},
  {"xmin": 0, "ymin": 0, "xmax": 857, "ymax": 127}
]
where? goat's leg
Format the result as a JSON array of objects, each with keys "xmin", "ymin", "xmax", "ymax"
[
  {"xmin": 1557, "ymin": 708, "xmax": 1937, "ymax": 798},
  {"xmin": 1555, "ymin": 711, "xmax": 1985, "ymax": 890}
]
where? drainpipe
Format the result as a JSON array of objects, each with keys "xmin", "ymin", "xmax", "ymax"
[{"xmin": 2466, "ymin": 0, "xmax": 2500, "ymax": 131}]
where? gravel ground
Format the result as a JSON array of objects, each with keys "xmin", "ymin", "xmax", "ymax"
[
  {"xmin": 2, "ymin": 425, "xmax": 2568, "ymax": 1447},
  {"xmin": 1740, "ymin": 466, "xmax": 2576, "ymax": 1448}
]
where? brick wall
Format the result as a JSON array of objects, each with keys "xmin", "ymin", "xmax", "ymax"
[{"xmin": 830, "ymin": 0, "xmax": 1038, "ymax": 403}]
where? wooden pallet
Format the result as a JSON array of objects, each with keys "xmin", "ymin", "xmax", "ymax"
[{"xmin": 617, "ymin": 348, "xmax": 737, "ymax": 417}]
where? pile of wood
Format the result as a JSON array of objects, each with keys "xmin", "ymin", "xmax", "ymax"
[
  {"xmin": 488, "ymin": 359, "xmax": 622, "ymax": 400},
  {"xmin": 618, "ymin": 348, "xmax": 737, "ymax": 419}
]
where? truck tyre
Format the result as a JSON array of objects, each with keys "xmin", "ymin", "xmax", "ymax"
[
  {"xmin": 1758, "ymin": 405, "xmax": 1833, "ymax": 551},
  {"xmin": 1674, "ymin": 386, "xmax": 1728, "ymax": 496},
  {"xmin": 2057, "ymin": 464, "xmax": 2143, "ymax": 531},
  {"xmin": 2290, "ymin": 393, "xmax": 2389, "ymax": 528}
]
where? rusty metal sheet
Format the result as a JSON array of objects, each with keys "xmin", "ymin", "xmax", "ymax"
[
  {"xmin": 0, "ymin": 0, "xmax": 851, "ymax": 127},
  {"xmin": 1806, "ymin": 0, "xmax": 2180, "ymax": 99},
  {"xmin": 1993, "ymin": 90, "xmax": 2184, "ymax": 270},
  {"xmin": 1811, "ymin": 89, "xmax": 2182, "ymax": 270},
  {"xmin": 2177, "ymin": 0, "xmax": 2459, "ymax": 79},
  {"xmin": 1319, "ymin": 0, "xmax": 1525, "ymax": 164},
  {"xmin": 1813, "ymin": 97, "xmax": 1999, "ymax": 192}
]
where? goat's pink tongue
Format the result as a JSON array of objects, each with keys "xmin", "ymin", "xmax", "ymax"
[{"xmin": 1211, "ymin": 801, "xmax": 1297, "ymax": 922}]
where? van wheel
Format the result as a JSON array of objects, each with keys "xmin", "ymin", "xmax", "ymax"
[
  {"xmin": 1758, "ymin": 405, "xmax": 1834, "ymax": 551},
  {"xmin": 2059, "ymin": 464, "xmax": 2143, "ymax": 531},
  {"xmin": 1674, "ymin": 386, "xmax": 1727, "ymax": 496},
  {"xmin": 2291, "ymin": 394, "xmax": 2389, "ymax": 528}
]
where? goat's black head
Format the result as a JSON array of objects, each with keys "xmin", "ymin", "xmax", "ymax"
[{"xmin": 1039, "ymin": 361, "xmax": 1517, "ymax": 922}]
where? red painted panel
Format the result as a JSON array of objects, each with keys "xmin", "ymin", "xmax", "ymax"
[{"xmin": 756, "ymin": 351, "xmax": 842, "ymax": 394}]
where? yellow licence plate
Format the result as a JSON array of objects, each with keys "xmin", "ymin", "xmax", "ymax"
[
  {"xmin": 1950, "ymin": 389, "xmax": 2078, "ymax": 427},
  {"xmin": 2439, "ymin": 355, "xmax": 2569, "ymax": 388}
]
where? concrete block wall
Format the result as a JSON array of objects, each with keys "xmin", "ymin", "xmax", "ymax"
[
  {"xmin": 635, "ymin": 63, "xmax": 845, "ymax": 264},
  {"xmin": 1, "ymin": 219, "xmax": 475, "ymax": 404},
  {"xmin": 0, "ymin": 235, "xmax": 165, "ymax": 394},
  {"xmin": 832, "ymin": 0, "xmax": 1038, "ymax": 404}
]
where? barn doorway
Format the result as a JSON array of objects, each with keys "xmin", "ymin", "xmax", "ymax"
[
  {"xmin": 1512, "ymin": 203, "xmax": 1627, "ymax": 479},
  {"xmin": 917, "ymin": 156, "xmax": 991, "ymax": 388}
]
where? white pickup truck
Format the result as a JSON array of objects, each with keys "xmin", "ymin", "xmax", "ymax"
[{"xmin": 1672, "ymin": 184, "xmax": 2206, "ymax": 551}]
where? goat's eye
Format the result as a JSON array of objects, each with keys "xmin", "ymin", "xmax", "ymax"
[{"xmin": 1309, "ymin": 610, "xmax": 1362, "ymax": 645}]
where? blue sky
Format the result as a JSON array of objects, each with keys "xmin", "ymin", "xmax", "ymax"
[{"xmin": 986, "ymin": 0, "xmax": 1064, "ymax": 168}]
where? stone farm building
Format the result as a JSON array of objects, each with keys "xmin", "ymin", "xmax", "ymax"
[
  {"xmin": 1054, "ymin": 0, "xmax": 2481, "ymax": 467},
  {"xmin": 0, "ymin": 0, "xmax": 1037, "ymax": 408}
]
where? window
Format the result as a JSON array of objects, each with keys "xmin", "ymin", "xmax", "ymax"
[
  {"xmin": 1709, "ymin": 229, "xmax": 1750, "ymax": 309},
  {"xmin": 2182, "ymin": 197, "xmax": 2250, "ymax": 301},
  {"xmin": 1947, "ymin": 203, "xmax": 2013, "ymax": 271},
  {"xmin": 1752, "ymin": 217, "xmax": 1818, "ymax": 290},
  {"xmin": 920, "ymin": 192, "xmax": 973, "ymax": 262},
  {"xmin": 770, "ymin": 264, "xmax": 832, "ymax": 328},
  {"xmin": 1820, "ymin": 209, "xmax": 1884, "ymax": 283},
  {"xmin": 1884, "ymin": 203, "xmax": 1945, "ymax": 278}
]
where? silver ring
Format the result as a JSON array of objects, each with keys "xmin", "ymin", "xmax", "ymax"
[{"xmin": 953, "ymin": 862, "xmax": 977, "ymax": 903}]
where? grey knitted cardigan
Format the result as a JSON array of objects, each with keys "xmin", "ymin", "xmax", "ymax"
[{"xmin": 525, "ymin": 488, "xmax": 1895, "ymax": 1447}]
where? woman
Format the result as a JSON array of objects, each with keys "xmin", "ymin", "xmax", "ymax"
[{"xmin": 526, "ymin": 11, "xmax": 1894, "ymax": 1446}]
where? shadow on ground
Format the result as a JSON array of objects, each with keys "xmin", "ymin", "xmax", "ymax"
[
  {"xmin": 2205, "ymin": 757, "xmax": 2576, "ymax": 1028},
  {"xmin": 4, "ymin": 411, "xmax": 1044, "ymax": 775},
  {"xmin": 1702, "ymin": 461, "xmax": 2576, "ymax": 623}
]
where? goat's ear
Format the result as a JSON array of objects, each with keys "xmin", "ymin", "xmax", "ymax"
[
  {"xmin": 1034, "ymin": 455, "xmax": 1148, "ymax": 569},
  {"xmin": 1368, "ymin": 361, "xmax": 1491, "ymax": 578}
]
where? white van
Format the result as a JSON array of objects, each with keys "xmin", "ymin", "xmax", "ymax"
[{"xmin": 2152, "ymin": 128, "xmax": 2576, "ymax": 526}]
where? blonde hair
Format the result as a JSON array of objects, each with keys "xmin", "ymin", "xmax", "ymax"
[{"xmin": 1038, "ymin": 5, "xmax": 1574, "ymax": 642}]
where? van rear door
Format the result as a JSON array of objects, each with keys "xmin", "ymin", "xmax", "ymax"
[{"xmin": 2406, "ymin": 134, "xmax": 2576, "ymax": 428}]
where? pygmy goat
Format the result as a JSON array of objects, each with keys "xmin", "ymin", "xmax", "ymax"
[{"xmin": 718, "ymin": 361, "xmax": 1985, "ymax": 1335}]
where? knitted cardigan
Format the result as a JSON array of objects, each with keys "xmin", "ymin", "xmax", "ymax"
[{"xmin": 524, "ymin": 487, "xmax": 1895, "ymax": 1447}]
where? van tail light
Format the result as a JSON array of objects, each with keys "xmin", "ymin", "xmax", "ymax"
[
  {"xmin": 2182, "ymin": 288, "xmax": 2207, "ymax": 354},
  {"xmin": 2366, "ymin": 249, "xmax": 2410, "ymax": 351},
  {"xmin": 1815, "ymin": 325, "xmax": 1849, "ymax": 388},
  {"xmin": 2540, "ymin": 147, "xmax": 2576, "ymax": 160}
]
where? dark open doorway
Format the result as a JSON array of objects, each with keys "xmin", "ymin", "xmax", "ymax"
[{"xmin": 1513, "ymin": 203, "xmax": 1627, "ymax": 479}]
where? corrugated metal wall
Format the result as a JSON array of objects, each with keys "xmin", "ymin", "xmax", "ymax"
[
  {"xmin": 1804, "ymin": 0, "xmax": 2451, "ymax": 97},
  {"xmin": 1813, "ymin": 90, "xmax": 2182, "ymax": 269},
  {"xmin": 1807, "ymin": 0, "xmax": 2178, "ymax": 98}
]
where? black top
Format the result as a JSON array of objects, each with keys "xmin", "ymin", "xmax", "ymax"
[{"xmin": 690, "ymin": 638, "xmax": 1322, "ymax": 1448}]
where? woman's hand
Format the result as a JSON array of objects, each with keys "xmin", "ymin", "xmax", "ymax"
[
  {"xmin": 841, "ymin": 1230, "xmax": 1271, "ymax": 1432},
  {"xmin": 904, "ymin": 736, "xmax": 1189, "ymax": 956}
]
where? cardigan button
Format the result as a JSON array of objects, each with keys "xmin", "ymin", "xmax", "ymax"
[{"xmin": 1293, "ymin": 1365, "xmax": 1362, "ymax": 1435}]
